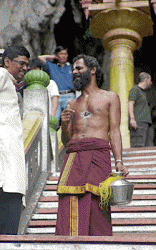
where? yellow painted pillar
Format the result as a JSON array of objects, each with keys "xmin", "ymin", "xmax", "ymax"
[
  {"xmin": 90, "ymin": 8, "xmax": 153, "ymax": 148},
  {"xmin": 109, "ymin": 40, "xmax": 136, "ymax": 148},
  {"xmin": 104, "ymin": 33, "xmax": 141, "ymax": 148}
]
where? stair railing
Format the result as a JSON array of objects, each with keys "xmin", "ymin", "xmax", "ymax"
[
  {"xmin": 23, "ymin": 110, "xmax": 44, "ymax": 203},
  {"xmin": 18, "ymin": 89, "xmax": 51, "ymax": 234},
  {"xmin": 18, "ymin": 88, "xmax": 66, "ymax": 234}
]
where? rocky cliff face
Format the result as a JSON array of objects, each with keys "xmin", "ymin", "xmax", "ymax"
[
  {"xmin": 0, "ymin": 0, "xmax": 155, "ymax": 92},
  {"xmin": 0, "ymin": 0, "xmax": 109, "ymax": 86},
  {"xmin": 0, "ymin": 1, "xmax": 102, "ymax": 57},
  {"xmin": 0, "ymin": 0, "xmax": 68, "ymax": 56}
]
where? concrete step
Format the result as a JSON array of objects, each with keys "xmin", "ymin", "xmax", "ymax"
[
  {"xmin": 28, "ymin": 218, "xmax": 156, "ymax": 228},
  {"xmin": 112, "ymin": 155, "xmax": 156, "ymax": 162},
  {"xmin": 4, "ymin": 144, "xmax": 156, "ymax": 247},
  {"xmin": 1, "ymin": 235, "xmax": 156, "ymax": 249},
  {"xmin": 39, "ymin": 196, "xmax": 59, "ymax": 202},
  {"xmin": 25, "ymin": 147, "xmax": 156, "ymax": 241},
  {"xmin": 32, "ymin": 214, "xmax": 57, "ymax": 220}
]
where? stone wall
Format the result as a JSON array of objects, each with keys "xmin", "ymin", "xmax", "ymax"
[
  {"xmin": 0, "ymin": 0, "xmax": 155, "ymax": 91},
  {"xmin": 0, "ymin": 0, "xmax": 109, "ymax": 87},
  {"xmin": 0, "ymin": 1, "xmax": 99, "ymax": 55},
  {"xmin": 0, "ymin": 0, "xmax": 67, "ymax": 56}
]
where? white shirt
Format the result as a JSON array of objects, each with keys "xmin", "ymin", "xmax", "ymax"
[
  {"xmin": 47, "ymin": 79, "xmax": 59, "ymax": 114},
  {"xmin": 47, "ymin": 79, "xmax": 59, "ymax": 98},
  {"xmin": 0, "ymin": 68, "xmax": 26, "ymax": 195}
]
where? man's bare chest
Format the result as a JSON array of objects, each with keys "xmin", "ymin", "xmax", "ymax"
[{"xmin": 74, "ymin": 95, "xmax": 109, "ymax": 118}]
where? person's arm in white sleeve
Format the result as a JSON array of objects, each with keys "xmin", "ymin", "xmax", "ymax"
[{"xmin": 47, "ymin": 80, "xmax": 60, "ymax": 116}]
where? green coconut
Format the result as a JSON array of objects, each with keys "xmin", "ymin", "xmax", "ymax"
[
  {"xmin": 49, "ymin": 115, "xmax": 59, "ymax": 131},
  {"xmin": 26, "ymin": 84, "xmax": 46, "ymax": 90},
  {"xmin": 24, "ymin": 69, "xmax": 50, "ymax": 87},
  {"xmin": 49, "ymin": 126, "xmax": 57, "ymax": 133}
]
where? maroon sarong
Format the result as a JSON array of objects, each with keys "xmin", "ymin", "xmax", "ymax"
[{"xmin": 56, "ymin": 138, "xmax": 112, "ymax": 236}]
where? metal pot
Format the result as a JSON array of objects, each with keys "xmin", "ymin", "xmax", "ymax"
[{"xmin": 109, "ymin": 172, "xmax": 134, "ymax": 206}]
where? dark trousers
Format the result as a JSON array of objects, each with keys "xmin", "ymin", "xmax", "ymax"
[
  {"xmin": 0, "ymin": 188, "xmax": 22, "ymax": 235},
  {"xmin": 130, "ymin": 122, "xmax": 150, "ymax": 147}
]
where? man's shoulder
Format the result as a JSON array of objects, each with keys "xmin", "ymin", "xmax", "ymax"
[
  {"xmin": 129, "ymin": 85, "xmax": 140, "ymax": 97},
  {"xmin": 129, "ymin": 85, "xmax": 139, "ymax": 92},
  {"xmin": 95, "ymin": 89, "xmax": 115, "ymax": 96},
  {"xmin": 46, "ymin": 61, "xmax": 56, "ymax": 68},
  {"xmin": 104, "ymin": 90, "xmax": 117, "ymax": 95},
  {"xmin": 0, "ymin": 67, "xmax": 8, "ymax": 75},
  {"xmin": 47, "ymin": 80, "xmax": 59, "ymax": 93},
  {"xmin": 102, "ymin": 90, "xmax": 119, "ymax": 100},
  {"xmin": 47, "ymin": 80, "xmax": 54, "ymax": 89},
  {"xmin": 94, "ymin": 89, "xmax": 119, "ymax": 105},
  {"xmin": 49, "ymin": 79, "xmax": 57, "ymax": 85},
  {"xmin": 0, "ymin": 67, "xmax": 13, "ymax": 80},
  {"xmin": 0, "ymin": 68, "xmax": 16, "ymax": 89}
]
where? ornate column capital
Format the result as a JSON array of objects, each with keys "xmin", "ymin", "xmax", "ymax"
[
  {"xmin": 90, "ymin": 7, "xmax": 153, "ymax": 47},
  {"xmin": 103, "ymin": 28, "xmax": 142, "ymax": 50}
]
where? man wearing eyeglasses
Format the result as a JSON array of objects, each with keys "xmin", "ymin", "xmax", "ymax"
[{"xmin": 0, "ymin": 45, "xmax": 30, "ymax": 235}]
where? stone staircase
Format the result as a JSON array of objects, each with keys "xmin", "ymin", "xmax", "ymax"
[
  {"xmin": 1, "ymin": 147, "xmax": 156, "ymax": 249},
  {"xmin": 27, "ymin": 176, "xmax": 58, "ymax": 235},
  {"xmin": 26, "ymin": 147, "xmax": 156, "ymax": 236}
]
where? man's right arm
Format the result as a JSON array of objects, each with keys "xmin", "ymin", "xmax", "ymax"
[
  {"xmin": 38, "ymin": 55, "xmax": 57, "ymax": 65},
  {"xmin": 128, "ymin": 100, "xmax": 137, "ymax": 129},
  {"xmin": 61, "ymin": 103, "xmax": 75, "ymax": 146}
]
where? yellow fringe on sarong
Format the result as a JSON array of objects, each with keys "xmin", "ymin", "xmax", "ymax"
[{"xmin": 99, "ymin": 175, "xmax": 123, "ymax": 210}]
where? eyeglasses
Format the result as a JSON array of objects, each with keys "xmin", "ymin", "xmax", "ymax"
[{"xmin": 13, "ymin": 60, "xmax": 29, "ymax": 68}]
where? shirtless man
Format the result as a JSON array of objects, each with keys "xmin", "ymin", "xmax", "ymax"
[
  {"xmin": 56, "ymin": 54, "xmax": 128, "ymax": 236},
  {"xmin": 61, "ymin": 54, "xmax": 128, "ymax": 174}
]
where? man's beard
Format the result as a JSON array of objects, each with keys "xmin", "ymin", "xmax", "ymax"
[{"xmin": 73, "ymin": 69, "xmax": 91, "ymax": 91}]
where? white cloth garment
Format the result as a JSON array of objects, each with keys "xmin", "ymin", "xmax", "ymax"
[
  {"xmin": 47, "ymin": 79, "xmax": 59, "ymax": 114},
  {"xmin": 0, "ymin": 68, "xmax": 26, "ymax": 196}
]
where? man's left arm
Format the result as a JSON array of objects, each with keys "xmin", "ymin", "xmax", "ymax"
[
  {"xmin": 109, "ymin": 92, "xmax": 129, "ymax": 177},
  {"xmin": 50, "ymin": 96, "xmax": 59, "ymax": 116}
]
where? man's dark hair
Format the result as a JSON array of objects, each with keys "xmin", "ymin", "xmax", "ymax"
[
  {"xmin": 138, "ymin": 72, "xmax": 150, "ymax": 83},
  {"xmin": 29, "ymin": 58, "xmax": 44, "ymax": 70},
  {"xmin": 2, "ymin": 45, "xmax": 30, "ymax": 67},
  {"xmin": 73, "ymin": 54, "xmax": 102, "ymax": 87},
  {"xmin": 29, "ymin": 58, "xmax": 50, "ymax": 74},
  {"xmin": 55, "ymin": 46, "xmax": 68, "ymax": 55}
]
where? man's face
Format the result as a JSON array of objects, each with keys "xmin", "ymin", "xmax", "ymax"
[
  {"xmin": 72, "ymin": 58, "xmax": 91, "ymax": 91},
  {"xmin": 147, "ymin": 76, "xmax": 152, "ymax": 88},
  {"xmin": 5, "ymin": 55, "xmax": 29, "ymax": 81},
  {"xmin": 146, "ymin": 76, "xmax": 152, "ymax": 90},
  {"xmin": 57, "ymin": 50, "xmax": 68, "ymax": 65}
]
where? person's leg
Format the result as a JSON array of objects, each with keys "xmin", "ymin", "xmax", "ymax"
[
  {"xmin": 89, "ymin": 194, "xmax": 112, "ymax": 236},
  {"xmin": 0, "ymin": 189, "xmax": 22, "ymax": 235},
  {"xmin": 130, "ymin": 122, "xmax": 149, "ymax": 147},
  {"xmin": 56, "ymin": 194, "xmax": 91, "ymax": 236},
  {"xmin": 56, "ymin": 193, "xmax": 112, "ymax": 236},
  {"xmin": 143, "ymin": 123, "xmax": 151, "ymax": 146},
  {"xmin": 147, "ymin": 124, "xmax": 154, "ymax": 147},
  {"xmin": 75, "ymin": 193, "xmax": 112, "ymax": 236}
]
